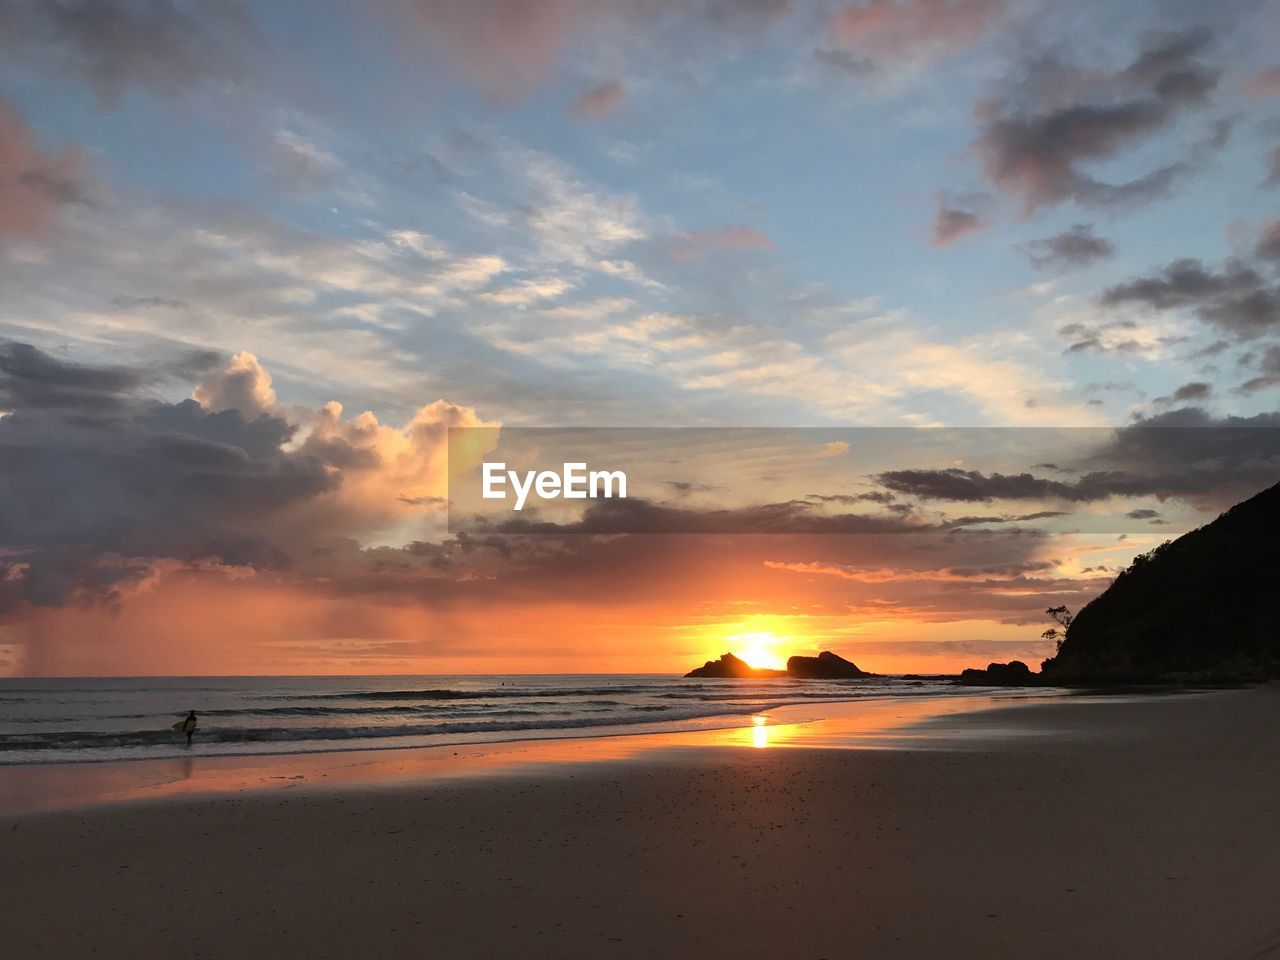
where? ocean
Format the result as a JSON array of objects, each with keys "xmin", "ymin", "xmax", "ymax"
[{"xmin": 0, "ymin": 674, "xmax": 974, "ymax": 765}]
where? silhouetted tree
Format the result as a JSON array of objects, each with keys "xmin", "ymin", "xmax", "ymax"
[{"xmin": 1041, "ymin": 605, "xmax": 1074, "ymax": 653}]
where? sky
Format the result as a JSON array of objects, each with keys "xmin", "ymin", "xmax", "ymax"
[{"xmin": 0, "ymin": 0, "xmax": 1278, "ymax": 676}]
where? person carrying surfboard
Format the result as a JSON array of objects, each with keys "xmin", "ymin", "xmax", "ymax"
[{"xmin": 176, "ymin": 710, "xmax": 198, "ymax": 745}]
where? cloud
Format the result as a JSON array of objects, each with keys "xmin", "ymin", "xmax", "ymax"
[
  {"xmin": 1100, "ymin": 257, "xmax": 1279, "ymax": 341},
  {"xmin": 972, "ymin": 30, "xmax": 1220, "ymax": 215},
  {"xmin": 876, "ymin": 408, "xmax": 1280, "ymax": 508},
  {"xmin": 1238, "ymin": 344, "xmax": 1280, "ymax": 394},
  {"xmin": 0, "ymin": 0, "xmax": 258, "ymax": 106},
  {"xmin": 0, "ymin": 96, "xmax": 93, "ymax": 238},
  {"xmin": 1170, "ymin": 380, "xmax": 1211, "ymax": 401},
  {"xmin": 478, "ymin": 496, "xmax": 921, "ymax": 536},
  {"xmin": 877, "ymin": 467, "xmax": 1081, "ymax": 503},
  {"xmin": 762, "ymin": 557, "xmax": 1061, "ymax": 584},
  {"xmin": 262, "ymin": 129, "xmax": 343, "ymax": 194},
  {"xmin": 824, "ymin": 0, "xmax": 1006, "ymax": 72},
  {"xmin": 571, "ymin": 80, "xmax": 628, "ymax": 120},
  {"xmin": 670, "ymin": 224, "xmax": 773, "ymax": 261},
  {"xmin": 192, "ymin": 351, "xmax": 278, "ymax": 418},
  {"xmin": 1266, "ymin": 146, "xmax": 1280, "ymax": 188},
  {"xmin": 1259, "ymin": 219, "xmax": 1280, "ymax": 262},
  {"xmin": 1246, "ymin": 65, "xmax": 1280, "ymax": 97},
  {"xmin": 0, "ymin": 341, "xmax": 143, "ymax": 412},
  {"xmin": 0, "ymin": 342, "xmax": 495, "ymax": 613},
  {"xmin": 381, "ymin": 0, "xmax": 793, "ymax": 102},
  {"xmin": 1079, "ymin": 407, "xmax": 1280, "ymax": 507},
  {"xmin": 931, "ymin": 192, "xmax": 989, "ymax": 246},
  {"xmin": 1019, "ymin": 224, "xmax": 1115, "ymax": 270}
]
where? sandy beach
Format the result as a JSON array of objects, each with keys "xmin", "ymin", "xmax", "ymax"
[{"xmin": 2, "ymin": 687, "xmax": 1278, "ymax": 959}]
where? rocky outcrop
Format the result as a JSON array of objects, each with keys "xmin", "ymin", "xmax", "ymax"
[
  {"xmin": 786, "ymin": 651, "xmax": 871, "ymax": 679},
  {"xmin": 684, "ymin": 650, "xmax": 872, "ymax": 679},
  {"xmin": 1041, "ymin": 480, "xmax": 1280, "ymax": 684},
  {"xmin": 684, "ymin": 653, "xmax": 787, "ymax": 679},
  {"xmin": 958, "ymin": 661, "xmax": 1037, "ymax": 686}
]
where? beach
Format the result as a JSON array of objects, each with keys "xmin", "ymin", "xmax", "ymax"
[{"xmin": 4, "ymin": 686, "xmax": 1279, "ymax": 960}]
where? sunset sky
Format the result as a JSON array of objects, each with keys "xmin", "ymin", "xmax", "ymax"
[{"xmin": 1, "ymin": 0, "xmax": 1279, "ymax": 676}]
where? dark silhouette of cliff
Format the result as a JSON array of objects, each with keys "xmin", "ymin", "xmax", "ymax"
[
  {"xmin": 1041, "ymin": 480, "xmax": 1280, "ymax": 683},
  {"xmin": 684, "ymin": 651, "xmax": 872, "ymax": 679}
]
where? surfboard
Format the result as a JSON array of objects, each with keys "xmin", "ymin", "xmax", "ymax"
[{"xmin": 172, "ymin": 720, "xmax": 186, "ymax": 732}]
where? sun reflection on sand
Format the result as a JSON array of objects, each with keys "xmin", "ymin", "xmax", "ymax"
[{"xmin": 751, "ymin": 714, "xmax": 769, "ymax": 749}]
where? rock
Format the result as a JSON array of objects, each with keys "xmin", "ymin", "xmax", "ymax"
[
  {"xmin": 684, "ymin": 653, "xmax": 787, "ymax": 679},
  {"xmin": 958, "ymin": 661, "xmax": 1037, "ymax": 686},
  {"xmin": 785, "ymin": 651, "xmax": 871, "ymax": 679},
  {"xmin": 684, "ymin": 650, "xmax": 873, "ymax": 679}
]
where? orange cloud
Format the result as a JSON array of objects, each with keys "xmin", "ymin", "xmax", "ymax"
[
  {"xmin": 828, "ymin": 0, "xmax": 1006, "ymax": 66},
  {"xmin": 381, "ymin": 0, "xmax": 793, "ymax": 101},
  {"xmin": 0, "ymin": 95, "xmax": 90, "ymax": 238}
]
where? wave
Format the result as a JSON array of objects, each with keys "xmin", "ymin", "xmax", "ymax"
[
  {"xmin": 275, "ymin": 682, "xmax": 805, "ymax": 702},
  {"xmin": 0, "ymin": 705, "xmax": 735, "ymax": 752},
  {"xmin": 4, "ymin": 701, "xmax": 629, "ymax": 724}
]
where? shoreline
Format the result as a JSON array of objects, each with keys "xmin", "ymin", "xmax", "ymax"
[
  {"xmin": 0, "ymin": 688, "xmax": 1069, "ymax": 817},
  {"xmin": 0, "ymin": 687, "xmax": 987, "ymax": 770}
]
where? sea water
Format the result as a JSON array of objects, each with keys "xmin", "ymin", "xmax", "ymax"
[{"xmin": 0, "ymin": 674, "xmax": 974, "ymax": 765}]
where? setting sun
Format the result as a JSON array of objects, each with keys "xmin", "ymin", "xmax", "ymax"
[{"xmin": 726, "ymin": 630, "xmax": 789, "ymax": 671}]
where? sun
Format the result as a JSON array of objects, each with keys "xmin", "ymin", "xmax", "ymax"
[{"xmin": 729, "ymin": 630, "xmax": 787, "ymax": 671}]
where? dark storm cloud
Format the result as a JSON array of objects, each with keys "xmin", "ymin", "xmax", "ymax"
[
  {"xmin": 877, "ymin": 468, "xmax": 1080, "ymax": 503},
  {"xmin": 1019, "ymin": 224, "xmax": 1115, "ymax": 270},
  {"xmin": 0, "ymin": 341, "xmax": 336, "ymax": 610},
  {"xmin": 1100, "ymin": 257, "xmax": 1279, "ymax": 340},
  {"xmin": 973, "ymin": 30, "xmax": 1221, "ymax": 214},
  {"xmin": 0, "ymin": 341, "xmax": 144, "ymax": 411},
  {"xmin": 0, "ymin": 0, "xmax": 258, "ymax": 106},
  {"xmin": 1078, "ymin": 407, "xmax": 1280, "ymax": 506},
  {"xmin": 876, "ymin": 409, "xmax": 1280, "ymax": 507}
]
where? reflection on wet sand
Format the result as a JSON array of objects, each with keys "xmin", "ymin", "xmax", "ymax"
[{"xmin": 0, "ymin": 691, "xmax": 1072, "ymax": 816}]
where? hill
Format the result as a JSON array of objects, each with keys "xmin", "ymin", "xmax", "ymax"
[{"xmin": 1040, "ymin": 480, "xmax": 1280, "ymax": 683}]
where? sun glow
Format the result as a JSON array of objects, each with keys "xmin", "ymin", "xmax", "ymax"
[{"xmin": 727, "ymin": 630, "xmax": 787, "ymax": 671}]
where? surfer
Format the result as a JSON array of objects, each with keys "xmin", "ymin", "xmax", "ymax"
[{"xmin": 179, "ymin": 710, "xmax": 198, "ymax": 746}]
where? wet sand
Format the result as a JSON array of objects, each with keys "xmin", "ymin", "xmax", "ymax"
[{"xmin": 4, "ymin": 686, "xmax": 1279, "ymax": 959}]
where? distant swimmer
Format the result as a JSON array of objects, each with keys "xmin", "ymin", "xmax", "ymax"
[{"xmin": 173, "ymin": 710, "xmax": 198, "ymax": 746}]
